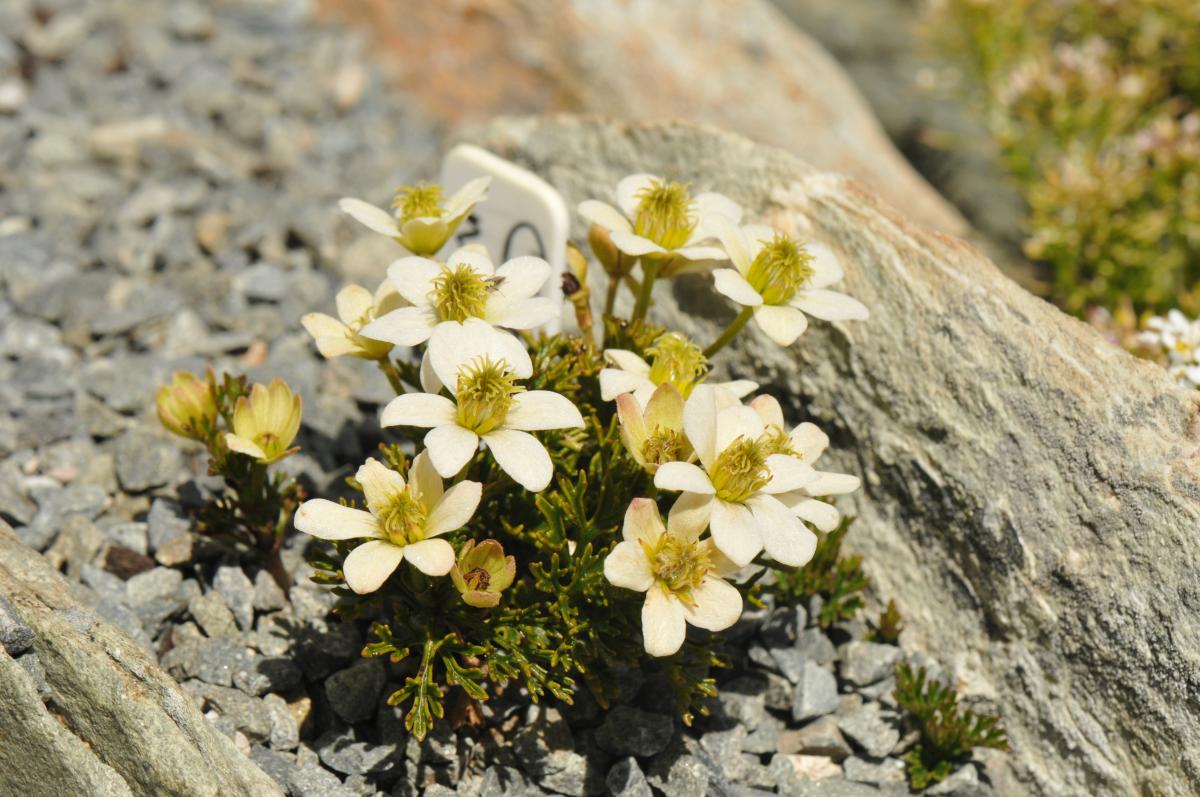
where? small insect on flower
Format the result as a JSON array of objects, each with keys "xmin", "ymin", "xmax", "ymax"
[
  {"xmin": 157, "ymin": 370, "xmax": 219, "ymax": 441},
  {"xmin": 224, "ymin": 379, "xmax": 303, "ymax": 465},
  {"xmin": 604, "ymin": 497, "xmax": 742, "ymax": 657},
  {"xmin": 450, "ymin": 539, "xmax": 516, "ymax": 608},
  {"xmin": 579, "ymin": 174, "xmax": 741, "ymax": 274},
  {"xmin": 710, "ymin": 219, "xmax": 868, "ymax": 347},
  {"xmin": 338, "ymin": 177, "xmax": 491, "ymax": 257},
  {"xmin": 600, "ymin": 332, "xmax": 757, "ymax": 406},
  {"xmin": 302, "ymin": 282, "xmax": 405, "ymax": 360},
  {"xmin": 295, "ymin": 453, "xmax": 482, "ymax": 594}
]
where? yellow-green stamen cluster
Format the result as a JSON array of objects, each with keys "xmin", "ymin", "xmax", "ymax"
[
  {"xmin": 711, "ymin": 436, "xmax": 771, "ymax": 503},
  {"xmin": 456, "ymin": 356, "xmax": 523, "ymax": 434},
  {"xmin": 641, "ymin": 428, "xmax": 690, "ymax": 466},
  {"xmin": 644, "ymin": 535, "xmax": 711, "ymax": 600},
  {"xmin": 760, "ymin": 425, "xmax": 797, "ymax": 458},
  {"xmin": 746, "ymin": 234, "xmax": 814, "ymax": 305},
  {"xmin": 378, "ymin": 490, "xmax": 428, "ymax": 545},
  {"xmin": 431, "ymin": 264, "xmax": 490, "ymax": 322},
  {"xmin": 634, "ymin": 179, "xmax": 696, "ymax": 251},
  {"xmin": 646, "ymin": 333, "xmax": 708, "ymax": 396},
  {"xmin": 392, "ymin": 182, "xmax": 445, "ymax": 223}
]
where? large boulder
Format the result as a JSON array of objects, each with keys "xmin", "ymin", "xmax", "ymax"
[
  {"xmin": 315, "ymin": 0, "xmax": 973, "ymax": 240},
  {"xmin": 459, "ymin": 116, "xmax": 1200, "ymax": 797},
  {"xmin": 0, "ymin": 521, "xmax": 284, "ymax": 797}
]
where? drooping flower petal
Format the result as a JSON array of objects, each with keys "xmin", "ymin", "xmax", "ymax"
[
  {"xmin": 753, "ymin": 304, "xmax": 808, "ymax": 346},
  {"xmin": 483, "ymin": 428, "xmax": 553, "ymax": 491},
  {"xmin": 642, "ymin": 587, "xmax": 688, "ymax": 657},
  {"xmin": 339, "ymin": 198, "xmax": 399, "ymax": 237},
  {"xmin": 401, "ymin": 538, "xmax": 456, "ymax": 576},
  {"xmin": 424, "ymin": 424, "xmax": 480, "ymax": 478},
  {"xmin": 749, "ymin": 493, "xmax": 816, "ymax": 566},
  {"xmin": 682, "ymin": 576, "xmax": 743, "ymax": 631},
  {"xmin": 342, "ymin": 539, "xmax": 405, "ymax": 594},
  {"xmin": 713, "ymin": 269, "xmax": 764, "ymax": 307},
  {"xmin": 785, "ymin": 496, "xmax": 842, "ymax": 532}
]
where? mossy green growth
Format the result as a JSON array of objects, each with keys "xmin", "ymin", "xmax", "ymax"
[
  {"xmin": 766, "ymin": 515, "xmax": 869, "ymax": 628},
  {"xmin": 894, "ymin": 663, "xmax": 1009, "ymax": 790},
  {"xmin": 927, "ymin": 0, "xmax": 1200, "ymax": 314}
]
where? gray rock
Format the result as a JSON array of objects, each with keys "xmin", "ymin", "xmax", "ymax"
[
  {"xmin": 606, "ymin": 757, "xmax": 653, "ymax": 797},
  {"xmin": 253, "ymin": 569, "xmax": 288, "ymax": 612},
  {"xmin": 104, "ymin": 522, "xmax": 149, "ymax": 556},
  {"xmin": 778, "ymin": 716, "xmax": 852, "ymax": 761},
  {"xmin": 838, "ymin": 641, "xmax": 902, "ymax": 687},
  {"xmin": 926, "ymin": 764, "xmax": 990, "ymax": 797},
  {"xmin": 162, "ymin": 636, "xmax": 251, "ymax": 688},
  {"xmin": 760, "ymin": 605, "xmax": 805, "ymax": 649},
  {"xmin": 594, "ymin": 705, "xmax": 674, "ymax": 757},
  {"xmin": 645, "ymin": 735, "xmax": 729, "ymax": 797},
  {"xmin": 234, "ymin": 654, "xmax": 303, "ymax": 697},
  {"xmin": 479, "ymin": 765, "xmax": 546, "ymax": 797},
  {"xmin": 700, "ymin": 724, "xmax": 748, "ymax": 781},
  {"xmin": 263, "ymin": 693, "xmax": 300, "ymax": 751},
  {"xmin": 513, "ymin": 706, "xmax": 605, "ymax": 796},
  {"xmin": 325, "ymin": 658, "xmax": 386, "ymax": 725},
  {"xmin": 17, "ymin": 651, "xmax": 51, "ymax": 700},
  {"xmin": 291, "ymin": 764, "xmax": 358, "ymax": 797},
  {"xmin": 794, "ymin": 627, "xmax": 838, "ymax": 667},
  {"xmin": 842, "ymin": 756, "xmax": 906, "ymax": 789},
  {"xmin": 836, "ymin": 701, "xmax": 901, "ymax": 759},
  {"xmin": 742, "ymin": 713, "xmax": 784, "ymax": 754},
  {"xmin": 249, "ymin": 745, "xmax": 299, "ymax": 792},
  {"xmin": 124, "ymin": 567, "xmax": 183, "ymax": 608},
  {"xmin": 316, "ymin": 728, "xmax": 398, "ymax": 775},
  {"xmin": 189, "ymin": 591, "xmax": 239, "ymax": 639},
  {"xmin": 792, "ymin": 661, "xmax": 840, "ymax": 723},
  {"xmin": 0, "ymin": 594, "xmax": 35, "ymax": 655},
  {"xmin": 146, "ymin": 499, "xmax": 190, "ymax": 551},
  {"xmin": 44, "ymin": 514, "xmax": 106, "ymax": 577},
  {"xmin": 113, "ymin": 428, "xmax": 182, "ymax": 492},
  {"xmin": 213, "ymin": 565, "xmax": 256, "ymax": 631},
  {"xmin": 0, "ymin": 520, "xmax": 283, "ymax": 795},
  {"xmin": 194, "ymin": 682, "xmax": 273, "ymax": 741},
  {"xmin": 293, "ymin": 619, "xmax": 361, "ymax": 680}
]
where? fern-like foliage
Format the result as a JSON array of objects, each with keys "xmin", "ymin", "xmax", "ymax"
[
  {"xmin": 767, "ymin": 516, "xmax": 868, "ymax": 628},
  {"xmin": 894, "ymin": 663, "xmax": 1009, "ymax": 790},
  {"xmin": 868, "ymin": 599, "xmax": 904, "ymax": 644}
]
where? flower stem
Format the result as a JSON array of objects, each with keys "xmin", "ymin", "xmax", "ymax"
[
  {"xmin": 378, "ymin": 358, "xmax": 406, "ymax": 395},
  {"xmin": 632, "ymin": 258, "xmax": 660, "ymax": 322},
  {"xmin": 602, "ymin": 252, "xmax": 625, "ymax": 320},
  {"xmin": 703, "ymin": 306, "xmax": 754, "ymax": 358}
]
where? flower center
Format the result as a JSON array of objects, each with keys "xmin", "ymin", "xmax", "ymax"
[
  {"xmin": 745, "ymin": 234, "xmax": 814, "ymax": 305},
  {"xmin": 646, "ymin": 535, "xmax": 711, "ymax": 598},
  {"xmin": 641, "ymin": 427, "xmax": 691, "ymax": 466},
  {"xmin": 431, "ymin": 264, "xmax": 490, "ymax": 323},
  {"xmin": 378, "ymin": 490, "xmax": 428, "ymax": 545},
  {"xmin": 456, "ymin": 356, "xmax": 523, "ymax": 435},
  {"xmin": 463, "ymin": 567, "xmax": 491, "ymax": 591},
  {"xmin": 634, "ymin": 179, "xmax": 696, "ymax": 251},
  {"xmin": 254, "ymin": 431, "xmax": 281, "ymax": 457},
  {"xmin": 392, "ymin": 182, "xmax": 445, "ymax": 223},
  {"xmin": 760, "ymin": 425, "xmax": 797, "ymax": 458},
  {"xmin": 711, "ymin": 436, "xmax": 771, "ymax": 503},
  {"xmin": 646, "ymin": 333, "xmax": 708, "ymax": 397}
]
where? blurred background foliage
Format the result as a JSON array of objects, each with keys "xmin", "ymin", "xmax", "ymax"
[{"xmin": 925, "ymin": 0, "xmax": 1200, "ymax": 316}]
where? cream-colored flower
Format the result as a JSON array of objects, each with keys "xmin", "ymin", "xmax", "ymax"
[
  {"xmin": 749, "ymin": 395, "xmax": 860, "ymax": 531},
  {"xmin": 599, "ymin": 332, "xmax": 756, "ymax": 406},
  {"xmin": 302, "ymin": 282, "xmax": 405, "ymax": 360},
  {"xmin": 359, "ymin": 248, "xmax": 558, "ymax": 349},
  {"xmin": 338, "ymin": 177, "xmax": 490, "ymax": 256},
  {"xmin": 653, "ymin": 385, "xmax": 817, "ymax": 568},
  {"xmin": 224, "ymin": 379, "xmax": 302, "ymax": 464},
  {"xmin": 294, "ymin": 453, "xmax": 481, "ymax": 594},
  {"xmin": 380, "ymin": 319, "xmax": 584, "ymax": 491},
  {"xmin": 450, "ymin": 539, "xmax": 516, "ymax": 608},
  {"xmin": 157, "ymin": 370, "xmax": 218, "ymax": 441},
  {"xmin": 615, "ymin": 383, "xmax": 692, "ymax": 474},
  {"xmin": 710, "ymin": 219, "xmax": 868, "ymax": 347},
  {"xmin": 578, "ymin": 174, "xmax": 740, "ymax": 270},
  {"xmin": 604, "ymin": 497, "xmax": 742, "ymax": 657},
  {"xmin": 1139, "ymin": 309, "xmax": 1200, "ymax": 388}
]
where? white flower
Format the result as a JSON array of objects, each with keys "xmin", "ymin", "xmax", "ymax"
[
  {"xmin": 294, "ymin": 453, "xmax": 481, "ymax": 594},
  {"xmin": 710, "ymin": 219, "xmax": 868, "ymax": 346},
  {"xmin": 380, "ymin": 319, "xmax": 584, "ymax": 491},
  {"xmin": 1139, "ymin": 310, "xmax": 1200, "ymax": 388},
  {"xmin": 302, "ymin": 282, "xmax": 405, "ymax": 360},
  {"xmin": 615, "ymin": 383, "xmax": 692, "ymax": 474},
  {"xmin": 578, "ymin": 173, "xmax": 741, "ymax": 270},
  {"xmin": 604, "ymin": 497, "xmax": 742, "ymax": 657},
  {"xmin": 339, "ymin": 177, "xmax": 490, "ymax": 256},
  {"xmin": 749, "ymin": 395, "xmax": 860, "ymax": 532},
  {"xmin": 359, "ymin": 248, "xmax": 559, "ymax": 349},
  {"xmin": 653, "ymin": 385, "xmax": 818, "ymax": 568},
  {"xmin": 599, "ymin": 332, "xmax": 756, "ymax": 406}
]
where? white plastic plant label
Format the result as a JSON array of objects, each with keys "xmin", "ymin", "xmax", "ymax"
[{"xmin": 439, "ymin": 144, "xmax": 570, "ymax": 331}]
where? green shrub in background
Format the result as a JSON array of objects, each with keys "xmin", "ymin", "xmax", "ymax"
[{"xmin": 927, "ymin": 0, "xmax": 1200, "ymax": 315}]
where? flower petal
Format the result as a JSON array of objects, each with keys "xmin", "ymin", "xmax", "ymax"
[
  {"xmin": 342, "ymin": 539, "xmax": 405, "ymax": 594},
  {"xmin": 386, "ymin": 256, "xmax": 442, "ymax": 307},
  {"xmin": 424, "ymin": 424, "xmax": 479, "ymax": 478},
  {"xmin": 753, "ymin": 304, "xmax": 808, "ymax": 346},
  {"xmin": 672, "ymin": 245, "xmax": 728, "ymax": 261},
  {"xmin": 616, "ymin": 173, "xmax": 657, "ymax": 217},
  {"xmin": 710, "ymin": 216, "xmax": 753, "ymax": 272},
  {"xmin": 402, "ymin": 538, "xmax": 455, "ymax": 576},
  {"xmin": 642, "ymin": 588, "xmax": 687, "ymax": 657},
  {"xmin": 604, "ymin": 540, "xmax": 654, "ymax": 592},
  {"xmin": 505, "ymin": 391, "xmax": 585, "ymax": 431},
  {"xmin": 430, "ymin": 320, "xmax": 533, "ymax": 389},
  {"xmin": 443, "ymin": 176, "xmax": 491, "ymax": 217},
  {"xmin": 654, "ymin": 461, "xmax": 715, "ymax": 495},
  {"xmin": 494, "ymin": 255, "xmax": 552, "ymax": 300},
  {"xmin": 487, "ymin": 296, "xmax": 560, "ymax": 330},
  {"xmin": 335, "ymin": 284, "xmax": 375, "ymax": 325},
  {"xmin": 419, "ymin": 349, "xmax": 443, "ymax": 394},
  {"xmin": 225, "ymin": 433, "xmax": 267, "ymax": 461},
  {"xmin": 750, "ymin": 494, "xmax": 818, "ymax": 565},
  {"xmin": 763, "ymin": 454, "xmax": 816, "ymax": 494},
  {"xmin": 666, "ymin": 492, "xmax": 712, "ymax": 542},
  {"xmin": 482, "ymin": 429, "xmax": 553, "ymax": 491},
  {"xmin": 785, "ymin": 496, "xmax": 842, "ymax": 532},
  {"xmin": 622, "ymin": 497, "xmax": 666, "ymax": 546},
  {"xmin": 295, "ymin": 499, "xmax": 380, "ymax": 540},
  {"xmin": 356, "ymin": 458, "xmax": 407, "ymax": 513},
  {"xmin": 712, "ymin": 269, "xmax": 763, "ymax": 307},
  {"xmin": 790, "ymin": 422, "xmax": 829, "ymax": 461},
  {"xmin": 715, "ymin": 405, "xmax": 765, "ymax": 454},
  {"xmin": 380, "ymin": 393, "xmax": 458, "ymax": 428},
  {"xmin": 578, "ymin": 199, "xmax": 633, "ymax": 234},
  {"xmin": 806, "ymin": 471, "xmax": 861, "ymax": 496},
  {"xmin": 694, "ymin": 191, "xmax": 743, "ymax": 232},
  {"xmin": 643, "ymin": 382, "xmax": 685, "ymax": 430},
  {"xmin": 749, "ymin": 394, "xmax": 785, "ymax": 430},
  {"xmin": 791, "ymin": 289, "xmax": 870, "ymax": 322},
  {"xmin": 425, "ymin": 480, "xmax": 482, "ymax": 537},
  {"xmin": 599, "ymin": 368, "xmax": 654, "ymax": 402},
  {"xmin": 409, "ymin": 450, "xmax": 443, "ymax": 505},
  {"xmin": 709, "ymin": 499, "xmax": 763, "ymax": 567},
  {"xmin": 339, "ymin": 198, "xmax": 399, "ymax": 237},
  {"xmin": 805, "ymin": 242, "xmax": 844, "ymax": 288},
  {"xmin": 616, "ymin": 392, "xmax": 647, "ymax": 455},
  {"xmin": 360, "ymin": 306, "xmax": 436, "ymax": 346},
  {"xmin": 301, "ymin": 312, "xmax": 347, "ymax": 341},
  {"xmin": 610, "ymin": 231, "xmax": 667, "ymax": 257},
  {"xmin": 683, "ymin": 384, "xmax": 719, "ymax": 468},
  {"xmin": 715, "ymin": 380, "xmax": 759, "ymax": 403},
  {"xmin": 604, "ymin": 349, "xmax": 652, "ymax": 376},
  {"xmin": 446, "ymin": 246, "xmax": 496, "ymax": 277},
  {"xmin": 683, "ymin": 576, "xmax": 743, "ymax": 632}
]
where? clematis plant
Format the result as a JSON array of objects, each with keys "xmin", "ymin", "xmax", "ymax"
[{"xmin": 164, "ymin": 167, "xmax": 869, "ymax": 739}]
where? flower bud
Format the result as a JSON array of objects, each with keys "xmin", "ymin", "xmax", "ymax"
[
  {"xmin": 587, "ymin": 223, "xmax": 623, "ymax": 278},
  {"xmin": 224, "ymin": 379, "xmax": 303, "ymax": 464},
  {"xmin": 450, "ymin": 539, "xmax": 516, "ymax": 608},
  {"xmin": 156, "ymin": 371, "xmax": 218, "ymax": 441}
]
